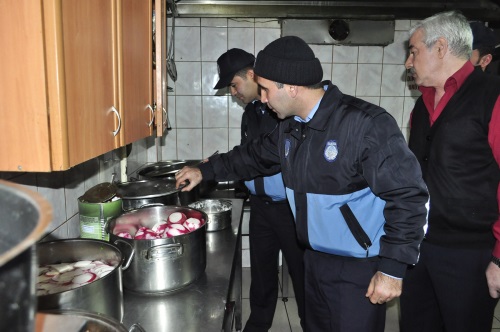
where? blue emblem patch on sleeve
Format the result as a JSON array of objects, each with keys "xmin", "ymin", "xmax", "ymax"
[{"xmin": 324, "ymin": 140, "xmax": 338, "ymax": 162}]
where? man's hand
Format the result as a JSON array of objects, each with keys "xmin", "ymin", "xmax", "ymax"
[
  {"xmin": 366, "ymin": 271, "xmax": 403, "ymax": 304},
  {"xmin": 174, "ymin": 166, "xmax": 203, "ymax": 192},
  {"xmin": 486, "ymin": 262, "xmax": 500, "ymax": 298}
]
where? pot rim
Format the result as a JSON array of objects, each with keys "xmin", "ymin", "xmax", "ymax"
[{"xmin": 0, "ymin": 180, "xmax": 52, "ymax": 267}]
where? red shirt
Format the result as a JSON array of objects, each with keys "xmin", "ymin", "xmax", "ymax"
[{"xmin": 418, "ymin": 61, "xmax": 500, "ymax": 256}]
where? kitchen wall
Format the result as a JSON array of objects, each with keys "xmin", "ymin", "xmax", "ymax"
[{"xmin": 0, "ymin": 16, "xmax": 421, "ymax": 245}]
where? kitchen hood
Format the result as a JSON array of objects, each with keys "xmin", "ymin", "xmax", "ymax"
[{"xmin": 169, "ymin": 0, "xmax": 500, "ymax": 22}]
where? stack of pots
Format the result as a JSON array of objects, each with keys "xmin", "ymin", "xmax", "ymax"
[
  {"xmin": 106, "ymin": 205, "xmax": 208, "ymax": 294},
  {"xmin": 116, "ymin": 178, "xmax": 200, "ymax": 210},
  {"xmin": 0, "ymin": 180, "xmax": 52, "ymax": 332},
  {"xmin": 136, "ymin": 160, "xmax": 217, "ymax": 198}
]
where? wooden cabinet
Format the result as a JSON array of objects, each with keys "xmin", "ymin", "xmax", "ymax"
[{"xmin": 0, "ymin": 0, "xmax": 154, "ymax": 172}]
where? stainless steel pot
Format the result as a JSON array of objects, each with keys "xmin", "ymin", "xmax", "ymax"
[
  {"xmin": 36, "ymin": 310, "xmax": 145, "ymax": 332},
  {"xmin": 188, "ymin": 199, "xmax": 232, "ymax": 232},
  {"xmin": 107, "ymin": 206, "xmax": 208, "ymax": 294},
  {"xmin": 136, "ymin": 160, "xmax": 217, "ymax": 197},
  {"xmin": 36, "ymin": 239, "xmax": 127, "ymax": 321},
  {"xmin": 116, "ymin": 179, "xmax": 199, "ymax": 210},
  {"xmin": 0, "ymin": 180, "xmax": 52, "ymax": 332}
]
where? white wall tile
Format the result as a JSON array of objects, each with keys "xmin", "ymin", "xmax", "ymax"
[
  {"xmin": 176, "ymin": 95, "xmax": 203, "ymax": 128},
  {"xmin": 202, "ymin": 62, "xmax": 219, "ymax": 96},
  {"xmin": 174, "ymin": 62, "xmax": 202, "ymax": 95},
  {"xmin": 403, "ymin": 96, "xmax": 420, "ymax": 127},
  {"xmin": 310, "ymin": 44, "xmax": 333, "ymax": 63},
  {"xmin": 380, "ymin": 97, "xmax": 405, "ymax": 127},
  {"xmin": 383, "ymin": 30, "xmax": 408, "ymax": 64},
  {"xmin": 203, "ymin": 128, "xmax": 229, "ymax": 156},
  {"xmin": 381, "ymin": 64, "xmax": 406, "ymax": 97},
  {"xmin": 175, "ymin": 18, "xmax": 200, "ymax": 27},
  {"xmin": 228, "ymin": 18, "xmax": 255, "ymax": 28},
  {"xmin": 202, "ymin": 96, "xmax": 229, "ymax": 128},
  {"xmin": 229, "ymin": 128, "xmax": 242, "ymax": 150},
  {"xmin": 63, "ymin": 165, "xmax": 85, "ymax": 220},
  {"xmin": 175, "ymin": 27, "xmax": 201, "ymax": 61},
  {"xmin": 332, "ymin": 63, "xmax": 357, "ymax": 96},
  {"xmin": 228, "ymin": 28, "xmax": 255, "ymax": 53},
  {"xmin": 67, "ymin": 214, "xmax": 80, "ymax": 239},
  {"xmin": 358, "ymin": 46, "xmax": 383, "ymax": 64},
  {"xmin": 321, "ymin": 63, "xmax": 332, "ymax": 82},
  {"xmin": 356, "ymin": 64, "xmax": 382, "ymax": 97},
  {"xmin": 333, "ymin": 46, "xmax": 358, "ymax": 63},
  {"xmin": 229, "ymin": 98, "xmax": 246, "ymax": 128},
  {"xmin": 161, "ymin": 129, "xmax": 178, "ymax": 160},
  {"xmin": 255, "ymin": 18, "xmax": 280, "ymax": 28},
  {"xmin": 201, "ymin": 28, "xmax": 228, "ymax": 61},
  {"xmin": 37, "ymin": 172, "xmax": 66, "ymax": 232},
  {"xmin": 395, "ymin": 20, "xmax": 411, "ymax": 31},
  {"xmin": 201, "ymin": 18, "xmax": 228, "ymax": 27},
  {"xmin": 167, "ymin": 94, "xmax": 176, "ymax": 128},
  {"xmin": 177, "ymin": 129, "xmax": 203, "ymax": 159},
  {"xmin": 255, "ymin": 28, "xmax": 281, "ymax": 53}
]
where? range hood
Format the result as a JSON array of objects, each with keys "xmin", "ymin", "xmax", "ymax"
[{"xmin": 170, "ymin": 0, "xmax": 500, "ymax": 22}]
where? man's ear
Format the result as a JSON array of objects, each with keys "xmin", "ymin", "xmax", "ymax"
[
  {"xmin": 435, "ymin": 37, "xmax": 449, "ymax": 59},
  {"xmin": 288, "ymin": 85, "xmax": 299, "ymax": 98},
  {"xmin": 480, "ymin": 54, "xmax": 493, "ymax": 70},
  {"xmin": 247, "ymin": 69, "xmax": 255, "ymax": 79}
]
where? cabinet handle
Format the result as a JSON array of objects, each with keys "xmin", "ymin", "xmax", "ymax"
[
  {"xmin": 110, "ymin": 106, "xmax": 121, "ymax": 136},
  {"xmin": 162, "ymin": 107, "xmax": 167, "ymax": 127},
  {"xmin": 146, "ymin": 104, "xmax": 155, "ymax": 127}
]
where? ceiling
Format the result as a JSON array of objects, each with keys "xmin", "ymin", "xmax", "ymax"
[{"xmin": 168, "ymin": 0, "xmax": 500, "ymax": 23}]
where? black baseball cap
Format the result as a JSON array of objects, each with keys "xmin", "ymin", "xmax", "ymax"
[
  {"xmin": 214, "ymin": 49, "xmax": 255, "ymax": 89},
  {"xmin": 470, "ymin": 21, "xmax": 498, "ymax": 50}
]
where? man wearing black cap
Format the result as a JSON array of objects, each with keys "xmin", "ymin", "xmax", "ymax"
[
  {"xmin": 214, "ymin": 48, "xmax": 305, "ymax": 332},
  {"xmin": 176, "ymin": 36, "xmax": 429, "ymax": 332},
  {"xmin": 470, "ymin": 21, "xmax": 499, "ymax": 72}
]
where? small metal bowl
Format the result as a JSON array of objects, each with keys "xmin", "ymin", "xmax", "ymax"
[{"xmin": 188, "ymin": 199, "xmax": 232, "ymax": 232}]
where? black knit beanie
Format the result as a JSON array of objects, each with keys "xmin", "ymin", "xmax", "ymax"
[{"xmin": 254, "ymin": 36, "xmax": 323, "ymax": 86}]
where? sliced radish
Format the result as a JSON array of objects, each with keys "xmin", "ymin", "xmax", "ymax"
[
  {"xmin": 134, "ymin": 227, "xmax": 160, "ymax": 240},
  {"xmin": 152, "ymin": 221, "xmax": 169, "ymax": 235},
  {"xmin": 72, "ymin": 272, "xmax": 97, "ymax": 284},
  {"xmin": 168, "ymin": 212, "xmax": 187, "ymax": 224},
  {"xmin": 48, "ymin": 263, "xmax": 74, "ymax": 273},
  {"xmin": 165, "ymin": 223, "xmax": 189, "ymax": 237},
  {"xmin": 117, "ymin": 232, "xmax": 133, "ymax": 239},
  {"xmin": 74, "ymin": 260, "xmax": 93, "ymax": 268},
  {"xmin": 184, "ymin": 217, "xmax": 202, "ymax": 231}
]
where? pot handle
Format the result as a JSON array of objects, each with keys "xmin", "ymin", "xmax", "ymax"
[
  {"xmin": 146, "ymin": 243, "xmax": 183, "ymax": 260},
  {"xmin": 114, "ymin": 239, "xmax": 135, "ymax": 271}
]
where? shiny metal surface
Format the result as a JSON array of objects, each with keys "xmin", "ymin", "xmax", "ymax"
[
  {"xmin": 189, "ymin": 199, "xmax": 232, "ymax": 232},
  {"xmin": 108, "ymin": 206, "xmax": 208, "ymax": 294},
  {"xmin": 37, "ymin": 239, "xmax": 124, "ymax": 322},
  {"xmin": 122, "ymin": 198, "xmax": 244, "ymax": 332}
]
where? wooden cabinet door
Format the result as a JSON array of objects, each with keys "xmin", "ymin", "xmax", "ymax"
[
  {"xmin": 120, "ymin": 0, "xmax": 154, "ymax": 146},
  {"xmin": 0, "ymin": 0, "xmax": 52, "ymax": 171},
  {"xmin": 61, "ymin": 0, "xmax": 120, "ymax": 166}
]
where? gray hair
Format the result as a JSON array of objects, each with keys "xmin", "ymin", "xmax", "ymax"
[{"xmin": 409, "ymin": 11, "xmax": 472, "ymax": 60}]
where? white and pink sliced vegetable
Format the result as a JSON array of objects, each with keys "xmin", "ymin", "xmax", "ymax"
[
  {"xmin": 36, "ymin": 260, "xmax": 116, "ymax": 296},
  {"xmin": 168, "ymin": 212, "xmax": 187, "ymax": 224},
  {"xmin": 183, "ymin": 217, "xmax": 202, "ymax": 231}
]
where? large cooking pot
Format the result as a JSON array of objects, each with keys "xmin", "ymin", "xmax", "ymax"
[
  {"xmin": 116, "ymin": 179, "xmax": 199, "ymax": 210},
  {"xmin": 36, "ymin": 310, "xmax": 145, "ymax": 332},
  {"xmin": 36, "ymin": 239, "xmax": 127, "ymax": 321},
  {"xmin": 0, "ymin": 180, "xmax": 52, "ymax": 332},
  {"xmin": 136, "ymin": 160, "xmax": 217, "ymax": 197},
  {"xmin": 107, "ymin": 206, "xmax": 208, "ymax": 294}
]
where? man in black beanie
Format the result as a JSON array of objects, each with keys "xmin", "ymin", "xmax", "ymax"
[
  {"xmin": 469, "ymin": 21, "xmax": 499, "ymax": 72},
  {"xmin": 176, "ymin": 36, "xmax": 429, "ymax": 332},
  {"xmin": 214, "ymin": 48, "xmax": 306, "ymax": 332}
]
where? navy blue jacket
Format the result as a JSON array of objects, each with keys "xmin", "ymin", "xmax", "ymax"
[{"xmin": 201, "ymin": 81, "xmax": 429, "ymax": 277}]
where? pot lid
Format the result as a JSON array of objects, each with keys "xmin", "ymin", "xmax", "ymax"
[{"xmin": 115, "ymin": 180, "xmax": 179, "ymax": 199}]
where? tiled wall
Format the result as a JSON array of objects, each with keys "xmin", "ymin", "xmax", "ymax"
[
  {"xmin": 162, "ymin": 17, "xmax": 422, "ymax": 162},
  {"xmin": 1, "ymin": 17, "xmax": 422, "ymax": 244}
]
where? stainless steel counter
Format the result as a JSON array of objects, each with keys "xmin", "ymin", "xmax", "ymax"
[{"xmin": 122, "ymin": 198, "xmax": 244, "ymax": 332}]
